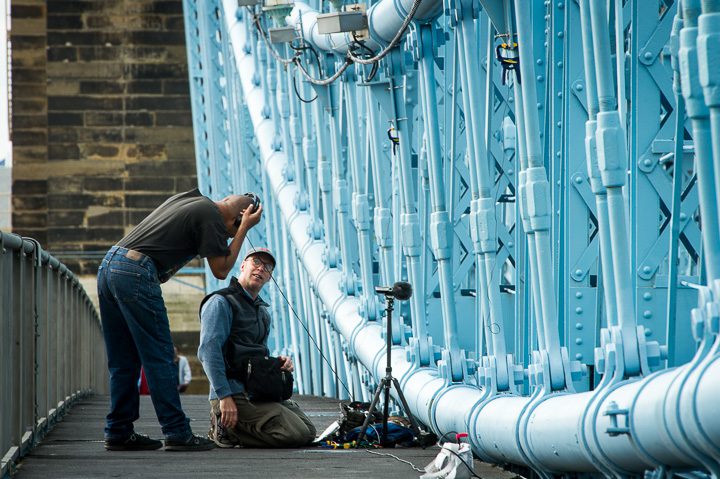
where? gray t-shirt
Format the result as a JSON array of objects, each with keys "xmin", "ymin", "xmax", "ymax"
[{"xmin": 117, "ymin": 189, "xmax": 230, "ymax": 281}]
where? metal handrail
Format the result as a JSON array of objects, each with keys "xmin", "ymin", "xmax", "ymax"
[{"xmin": 0, "ymin": 230, "xmax": 107, "ymax": 477}]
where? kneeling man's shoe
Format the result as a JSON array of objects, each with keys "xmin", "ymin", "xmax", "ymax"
[
  {"xmin": 164, "ymin": 433, "xmax": 216, "ymax": 451},
  {"xmin": 210, "ymin": 428, "xmax": 237, "ymax": 448},
  {"xmin": 105, "ymin": 433, "xmax": 163, "ymax": 451}
]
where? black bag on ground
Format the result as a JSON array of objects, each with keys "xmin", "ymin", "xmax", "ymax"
[{"xmin": 238, "ymin": 356, "xmax": 293, "ymax": 402}]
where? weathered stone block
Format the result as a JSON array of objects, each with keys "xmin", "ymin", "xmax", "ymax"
[
  {"xmin": 48, "ymin": 126, "xmax": 79, "ymax": 142},
  {"xmin": 85, "ymin": 111, "xmax": 124, "ymax": 126},
  {"xmin": 79, "ymin": 144, "xmax": 120, "ymax": 159},
  {"xmin": 127, "ymin": 80, "xmax": 163, "ymax": 95},
  {"xmin": 13, "ymin": 179, "xmax": 48, "ymax": 195},
  {"xmin": 175, "ymin": 176, "xmax": 198, "ymax": 192},
  {"xmin": 47, "ymin": 46, "xmax": 78, "ymax": 62},
  {"xmin": 163, "ymin": 79, "xmax": 189, "ymax": 94},
  {"xmin": 125, "ymin": 176, "xmax": 174, "ymax": 191},
  {"xmin": 48, "ymin": 210, "xmax": 86, "ymax": 226},
  {"xmin": 49, "ymin": 96, "xmax": 123, "ymax": 111},
  {"xmin": 13, "ymin": 114, "xmax": 48, "ymax": 129},
  {"xmin": 77, "ymin": 46, "xmax": 123, "ymax": 62},
  {"xmin": 84, "ymin": 177, "xmax": 124, "ymax": 191},
  {"xmin": 125, "ymin": 112, "xmax": 154, "ymax": 126},
  {"xmin": 13, "ymin": 130, "xmax": 48, "ymax": 146},
  {"xmin": 87, "ymin": 211, "xmax": 125, "ymax": 227},
  {"xmin": 47, "ymin": 14, "xmax": 83, "ymax": 29},
  {"xmin": 128, "ymin": 30, "xmax": 185, "ymax": 46},
  {"xmin": 48, "ymin": 176, "xmax": 83, "ymax": 193},
  {"xmin": 12, "ymin": 211, "xmax": 47, "ymax": 229},
  {"xmin": 49, "ymin": 143, "xmax": 80, "ymax": 160},
  {"xmin": 155, "ymin": 112, "xmax": 192, "ymax": 126},
  {"xmin": 13, "ymin": 194, "xmax": 48, "ymax": 210},
  {"xmin": 49, "ymin": 112, "xmax": 83, "ymax": 127},
  {"xmin": 125, "ymin": 193, "xmax": 170, "ymax": 209}
]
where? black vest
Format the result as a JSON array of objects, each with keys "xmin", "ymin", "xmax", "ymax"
[{"xmin": 199, "ymin": 277, "xmax": 271, "ymax": 378}]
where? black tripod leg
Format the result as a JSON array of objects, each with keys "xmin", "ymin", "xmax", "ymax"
[
  {"xmin": 391, "ymin": 377, "xmax": 423, "ymax": 436},
  {"xmin": 355, "ymin": 378, "xmax": 386, "ymax": 447},
  {"xmin": 381, "ymin": 376, "xmax": 391, "ymax": 446}
]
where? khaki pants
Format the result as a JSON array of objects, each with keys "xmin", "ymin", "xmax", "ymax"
[{"xmin": 210, "ymin": 395, "xmax": 316, "ymax": 448}]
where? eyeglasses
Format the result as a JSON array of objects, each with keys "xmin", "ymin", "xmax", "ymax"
[
  {"xmin": 248, "ymin": 256, "xmax": 274, "ymax": 274},
  {"xmin": 233, "ymin": 193, "xmax": 261, "ymax": 229}
]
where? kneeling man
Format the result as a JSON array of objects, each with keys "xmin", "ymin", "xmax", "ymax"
[{"xmin": 198, "ymin": 247, "xmax": 316, "ymax": 448}]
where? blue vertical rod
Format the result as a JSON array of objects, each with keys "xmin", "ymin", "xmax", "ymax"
[
  {"xmin": 578, "ymin": 0, "xmax": 619, "ymax": 327},
  {"xmin": 283, "ymin": 44, "xmax": 306, "ymax": 194},
  {"xmin": 665, "ymin": 11, "xmax": 685, "ymax": 367},
  {"xmin": 513, "ymin": 0, "xmax": 565, "ymax": 389},
  {"xmin": 344, "ymin": 78, "xmax": 377, "ymax": 318},
  {"xmin": 589, "ymin": 0, "xmax": 642, "ymax": 376},
  {"xmin": 364, "ymin": 88, "xmax": 394, "ymax": 286},
  {"xmin": 299, "ymin": 62, "xmax": 320, "ymax": 215},
  {"xmin": 417, "ymin": 24, "xmax": 461, "ymax": 371},
  {"xmin": 697, "ymin": 0, "xmax": 720, "ymax": 282},
  {"xmin": 386, "ymin": 51, "xmax": 430, "ymax": 352}
]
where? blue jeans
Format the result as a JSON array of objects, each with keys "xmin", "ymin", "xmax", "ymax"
[{"xmin": 97, "ymin": 246, "xmax": 191, "ymax": 440}]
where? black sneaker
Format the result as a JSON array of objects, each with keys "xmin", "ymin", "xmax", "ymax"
[
  {"xmin": 209, "ymin": 426, "xmax": 238, "ymax": 449},
  {"xmin": 105, "ymin": 433, "xmax": 163, "ymax": 451},
  {"xmin": 164, "ymin": 433, "xmax": 216, "ymax": 451}
]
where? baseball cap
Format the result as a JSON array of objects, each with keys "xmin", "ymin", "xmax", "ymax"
[{"xmin": 244, "ymin": 247, "xmax": 276, "ymax": 267}]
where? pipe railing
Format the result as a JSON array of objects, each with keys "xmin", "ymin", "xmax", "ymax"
[{"xmin": 0, "ymin": 231, "xmax": 107, "ymax": 478}]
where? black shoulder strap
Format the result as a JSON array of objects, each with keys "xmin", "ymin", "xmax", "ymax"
[{"xmin": 198, "ymin": 277, "xmax": 242, "ymax": 319}]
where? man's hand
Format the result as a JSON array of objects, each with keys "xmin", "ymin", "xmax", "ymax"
[
  {"xmin": 237, "ymin": 204, "xmax": 263, "ymax": 234},
  {"xmin": 219, "ymin": 396, "xmax": 238, "ymax": 429},
  {"xmin": 278, "ymin": 355, "xmax": 294, "ymax": 373}
]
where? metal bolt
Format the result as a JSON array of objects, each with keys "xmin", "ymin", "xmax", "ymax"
[
  {"xmin": 557, "ymin": 31, "xmax": 564, "ymax": 38},
  {"xmin": 643, "ymin": 266, "xmax": 652, "ymax": 274},
  {"xmin": 558, "ymin": 2, "xmax": 564, "ymax": 8},
  {"xmin": 575, "ymin": 83, "xmax": 584, "ymax": 91},
  {"xmin": 575, "ymin": 176, "xmax": 583, "ymax": 184},
  {"xmin": 575, "ymin": 338, "xmax": 583, "ymax": 345},
  {"xmin": 537, "ymin": 59, "xmax": 543, "ymax": 66},
  {"xmin": 576, "ymin": 353, "xmax": 583, "ymax": 360},
  {"xmin": 643, "ymin": 292, "xmax": 652, "ymax": 301},
  {"xmin": 575, "ymin": 322, "xmax": 583, "ymax": 330},
  {"xmin": 679, "ymin": 212, "xmax": 687, "ymax": 221},
  {"xmin": 645, "ymin": 328, "xmax": 652, "ymax": 337},
  {"xmin": 537, "ymin": 75, "xmax": 544, "ymax": 82},
  {"xmin": 557, "ymin": 61, "xmax": 563, "ymax": 68},
  {"xmin": 507, "ymin": 169, "xmax": 514, "ymax": 175},
  {"xmin": 643, "ymin": 310, "xmax": 652, "ymax": 319},
  {"xmin": 576, "ymin": 291, "xmax": 583, "ymax": 298},
  {"xmin": 508, "ymin": 241, "xmax": 514, "ymax": 248},
  {"xmin": 576, "ymin": 307, "xmax": 583, "ymax": 314},
  {"xmin": 643, "ymin": 158, "xmax": 652, "ymax": 167},
  {"xmin": 644, "ymin": 51, "xmax": 653, "ymax": 60},
  {"xmin": 575, "ymin": 268, "xmax": 583, "ymax": 276}
]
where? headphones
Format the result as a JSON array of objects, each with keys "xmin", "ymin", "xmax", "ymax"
[{"xmin": 234, "ymin": 192, "xmax": 261, "ymax": 229}]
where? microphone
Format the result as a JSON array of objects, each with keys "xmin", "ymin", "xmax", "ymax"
[{"xmin": 374, "ymin": 281, "xmax": 412, "ymax": 301}]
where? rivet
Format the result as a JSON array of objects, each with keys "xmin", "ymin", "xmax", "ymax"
[
  {"xmin": 575, "ymin": 83, "xmax": 584, "ymax": 91},
  {"xmin": 645, "ymin": 328, "xmax": 652, "ymax": 337},
  {"xmin": 643, "ymin": 51, "xmax": 653, "ymax": 60},
  {"xmin": 557, "ymin": 61, "xmax": 563, "ymax": 68},
  {"xmin": 679, "ymin": 212, "xmax": 687, "ymax": 221},
  {"xmin": 643, "ymin": 292, "xmax": 652, "ymax": 301},
  {"xmin": 575, "ymin": 338, "xmax": 583, "ymax": 345},
  {"xmin": 537, "ymin": 59, "xmax": 543, "ymax": 66},
  {"xmin": 557, "ymin": 31, "xmax": 564, "ymax": 38},
  {"xmin": 557, "ymin": 91, "xmax": 563, "ymax": 98},
  {"xmin": 508, "ymin": 241, "xmax": 514, "ymax": 248},
  {"xmin": 643, "ymin": 158, "xmax": 652, "ymax": 167},
  {"xmin": 575, "ymin": 176, "xmax": 583, "ymax": 184},
  {"xmin": 575, "ymin": 322, "xmax": 583, "ymax": 330},
  {"xmin": 575, "ymin": 269, "xmax": 583, "ymax": 276},
  {"xmin": 643, "ymin": 266, "xmax": 652, "ymax": 274},
  {"xmin": 575, "ymin": 353, "xmax": 583, "ymax": 360},
  {"xmin": 537, "ymin": 75, "xmax": 544, "ymax": 82},
  {"xmin": 507, "ymin": 169, "xmax": 514, "ymax": 175},
  {"xmin": 575, "ymin": 291, "xmax": 583, "ymax": 299},
  {"xmin": 575, "ymin": 307, "xmax": 583, "ymax": 314},
  {"xmin": 643, "ymin": 310, "xmax": 652, "ymax": 319}
]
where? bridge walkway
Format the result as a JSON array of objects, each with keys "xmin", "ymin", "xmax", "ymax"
[{"xmin": 13, "ymin": 395, "xmax": 515, "ymax": 479}]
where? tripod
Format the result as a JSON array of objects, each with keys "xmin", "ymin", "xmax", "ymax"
[{"xmin": 355, "ymin": 295, "xmax": 426, "ymax": 447}]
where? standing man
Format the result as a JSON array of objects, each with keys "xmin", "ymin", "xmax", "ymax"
[
  {"xmin": 198, "ymin": 248, "xmax": 316, "ymax": 448},
  {"xmin": 174, "ymin": 346, "xmax": 192, "ymax": 393},
  {"xmin": 98, "ymin": 189, "xmax": 262, "ymax": 451}
]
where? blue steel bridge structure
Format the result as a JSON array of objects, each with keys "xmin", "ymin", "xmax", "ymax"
[{"xmin": 2, "ymin": 0, "xmax": 720, "ymax": 477}]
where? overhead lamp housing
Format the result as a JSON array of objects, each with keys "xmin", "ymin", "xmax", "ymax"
[
  {"xmin": 268, "ymin": 26, "xmax": 297, "ymax": 44},
  {"xmin": 316, "ymin": 10, "xmax": 367, "ymax": 35},
  {"xmin": 237, "ymin": 0, "xmax": 261, "ymax": 6}
]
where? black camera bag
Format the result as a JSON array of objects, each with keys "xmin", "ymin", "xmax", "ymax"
[{"xmin": 239, "ymin": 356, "xmax": 293, "ymax": 402}]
